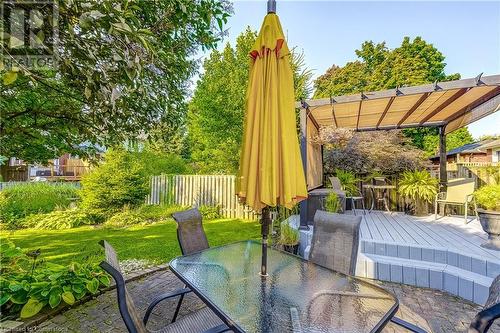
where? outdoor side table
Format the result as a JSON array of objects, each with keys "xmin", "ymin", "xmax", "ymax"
[
  {"xmin": 363, "ymin": 184, "xmax": 396, "ymax": 213},
  {"xmin": 170, "ymin": 240, "xmax": 398, "ymax": 333}
]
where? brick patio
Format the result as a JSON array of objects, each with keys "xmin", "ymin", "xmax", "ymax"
[{"xmin": 35, "ymin": 269, "xmax": 499, "ymax": 333}]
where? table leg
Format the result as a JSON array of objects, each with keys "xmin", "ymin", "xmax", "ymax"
[
  {"xmin": 351, "ymin": 197, "xmax": 356, "ymax": 216},
  {"xmin": 383, "ymin": 189, "xmax": 391, "ymax": 213},
  {"xmin": 369, "ymin": 188, "xmax": 375, "ymax": 213}
]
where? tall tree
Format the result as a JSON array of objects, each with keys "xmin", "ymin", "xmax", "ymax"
[
  {"xmin": 188, "ymin": 28, "xmax": 312, "ymax": 174},
  {"xmin": 313, "ymin": 36, "xmax": 470, "ymax": 156},
  {"xmin": 1, "ymin": 0, "xmax": 231, "ymax": 163}
]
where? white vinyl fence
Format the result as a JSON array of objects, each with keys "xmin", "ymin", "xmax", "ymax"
[{"xmin": 146, "ymin": 175, "xmax": 258, "ymax": 220}]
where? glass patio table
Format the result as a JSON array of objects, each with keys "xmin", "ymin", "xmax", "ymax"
[{"xmin": 169, "ymin": 240, "xmax": 398, "ymax": 333}]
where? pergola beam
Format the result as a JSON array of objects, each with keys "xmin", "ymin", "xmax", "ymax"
[
  {"xmin": 355, "ymin": 121, "xmax": 445, "ymax": 132},
  {"xmin": 295, "ymin": 74, "xmax": 500, "ymax": 109},
  {"xmin": 418, "ymin": 88, "xmax": 468, "ymax": 125},
  {"xmin": 376, "ymin": 97, "xmax": 395, "ymax": 129},
  {"xmin": 443, "ymin": 86, "xmax": 500, "ymax": 124},
  {"xmin": 397, "ymin": 92, "xmax": 430, "ymax": 127}
]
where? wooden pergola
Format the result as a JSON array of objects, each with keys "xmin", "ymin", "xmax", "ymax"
[{"xmin": 297, "ymin": 74, "xmax": 500, "ymax": 227}]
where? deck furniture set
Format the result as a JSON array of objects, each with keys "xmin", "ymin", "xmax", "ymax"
[{"xmin": 99, "ymin": 208, "xmax": 499, "ymax": 332}]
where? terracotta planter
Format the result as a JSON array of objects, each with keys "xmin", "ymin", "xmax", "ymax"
[
  {"xmin": 478, "ymin": 209, "xmax": 500, "ymax": 251},
  {"xmin": 283, "ymin": 244, "xmax": 299, "ymax": 255}
]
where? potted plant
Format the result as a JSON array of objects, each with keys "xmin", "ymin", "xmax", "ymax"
[
  {"xmin": 324, "ymin": 192, "xmax": 341, "ymax": 213},
  {"xmin": 474, "ymin": 184, "xmax": 500, "ymax": 250},
  {"xmin": 278, "ymin": 222, "xmax": 300, "ymax": 255},
  {"xmin": 398, "ymin": 170, "xmax": 438, "ymax": 216}
]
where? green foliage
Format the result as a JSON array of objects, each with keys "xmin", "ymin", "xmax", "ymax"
[
  {"xmin": 1, "ymin": 0, "xmax": 231, "ymax": 163},
  {"xmin": 104, "ymin": 205, "xmax": 184, "ymax": 228},
  {"xmin": 314, "ymin": 37, "xmax": 459, "ymax": 98},
  {"xmin": 188, "ymin": 28, "xmax": 312, "ymax": 174},
  {"xmin": 197, "ymin": 205, "xmax": 221, "ymax": 220},
  {"xmin": 474, "ymin": 185, "xmax": 500, "ymax": 211},
  {"xmin": 398, "ymin": 170, "xmax": 438, "ymax": 203},
  {"xmin": 0, "ymin": 183, "xmax": 78, "ymax": 227},
  {"xmin": 321, "ymin": 130, "xmax": 425, "ymax": 176},
  {"xmin": 80, "ymin": 149, "xmax": 149, "ymax": 216},
  {"xmin": 1, "ymin": 219, "xmax": 260, "ymax": 266},
  {"xmin": 335, "ymin": 169, "xmax": 360, "ymax": 196},
  {"xmin": 278, "ymin": 222, "xmax": 300, "ymax": 246},
  {"xmin": 324, "ymin": 192, "xmax": 341, "ymax": 213},
  {"xmin": 409, "ymin": 127, "xmax": 474, "ymax": 157},
  {"xmin": 134, "ymin": 148, "xmax": 191, "ymax": 176},
  {"xmin": 0, "ymin": 240, "xmax": 110, "ymax": 319},
  {"xmin": 21, "ymin": 208, "xmax": 94, "ymax": 230}
]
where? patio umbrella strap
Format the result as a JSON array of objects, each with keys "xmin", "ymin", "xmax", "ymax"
[{"xmin": 260, "ymin": 207, "xmax": 271, "ymax": 276}]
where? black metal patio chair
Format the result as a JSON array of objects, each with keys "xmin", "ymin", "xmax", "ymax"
[
  {"xmin": 99, "ymin": 240, "xmax": 230, "ymax": 333},
  {"xmin": 172, "ymin": 208, "xmax": 210, "ymax": 255},
  {"xmin": 309, "ymin": 210, "xmax": 427, "ymax": 333},
  {"xmin": 469, "ymin": 275, "xmax": 500, "ymax": 333}
]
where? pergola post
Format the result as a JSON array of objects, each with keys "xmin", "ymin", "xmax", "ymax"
[
  {"xmin": 299, "ymin": 106, "xmax": 309, "ymax": 230},
  {"xmin": 439, "ymin": 126, "xmax": 447, "ymax": 192}
]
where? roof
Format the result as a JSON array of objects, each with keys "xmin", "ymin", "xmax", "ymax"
[
  {"xmin": 429, "ymin": 139, "xmax": 498, "ymax": 159},
  {"xmin": 298, "ymin": 74, "xmax": 500, "ymax": 135},
  {"xmin": 480, "ymin": 138, "xmax": 500, "ymax": 149}
]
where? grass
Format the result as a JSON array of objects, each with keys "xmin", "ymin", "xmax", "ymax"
[{"xmin": 0, "ymin": 218, "xmax": 261, "ymax": 265}]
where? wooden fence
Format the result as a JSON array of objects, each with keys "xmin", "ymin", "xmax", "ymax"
[{"xmin": 146, "ymin": 175, "xmax": 258, "ymax": 220}]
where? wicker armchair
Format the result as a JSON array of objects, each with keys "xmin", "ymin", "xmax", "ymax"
[
  {"xmin": 99, "ymin": 240, "xmax": 230, "ymax": 333},
  {"xmin": 469, "ymin": 275, "xmax": 500, "ymax": 333}
]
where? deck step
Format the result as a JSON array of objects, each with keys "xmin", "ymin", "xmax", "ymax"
[
  {"xmin": 361, "ymin": 239, "xmax": 500, "ymax": 278},
  {"xmin": 357, "ymin": 253, "xmax": 493, "ymax": 305}
]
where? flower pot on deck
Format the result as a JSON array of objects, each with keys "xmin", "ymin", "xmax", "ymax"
[{"xmin": 478, "ymin": 209, "xmax": 500, "ymax": 251}]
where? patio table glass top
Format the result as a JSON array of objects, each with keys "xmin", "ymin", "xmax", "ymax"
[{"xmin": 169, "ymin": 240, "xmax": 398, "ymax": 333}]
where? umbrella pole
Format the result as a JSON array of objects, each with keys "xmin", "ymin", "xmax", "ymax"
[{"xmin": 260, "ymin": 207, "xmax": 271, "ymax": 277}]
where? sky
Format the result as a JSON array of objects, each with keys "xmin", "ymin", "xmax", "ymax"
[{"xmin": 198, "ymin": 1, "xmax": 500, "ymax": 139}]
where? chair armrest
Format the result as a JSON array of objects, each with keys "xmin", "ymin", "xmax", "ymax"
[
  {"xmin": 469, "ymin": 303, "xmax": 500, "ymax": 333},
  {"xmin": 390, "ymin": 316, "xmax": 427, "ymax": 333},
  {"xmin": 201, "ymin": 324, "xmax": 232, "ymax": 333},
  {"xmin": 143, "ymin": 288, "xmax": 192, "ymax": 325}
]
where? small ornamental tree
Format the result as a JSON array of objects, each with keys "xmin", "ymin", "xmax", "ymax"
[{"xmin": 80, "ymin": 149, "xmax": 149, "ymax": 217}]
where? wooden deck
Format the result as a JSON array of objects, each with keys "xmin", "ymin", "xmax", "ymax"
[
  {"xmin": 294, "ymin": 211, "xmax": 500, "ymax": 305},
  {"xmin": 358, "ymin": 211, "xmax": 500, "ymax": 262}
]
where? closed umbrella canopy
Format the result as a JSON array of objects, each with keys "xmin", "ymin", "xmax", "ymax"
[
  {"xmin": 237, "ymin": 11, "xmax": 307, "ymax": 277},
  {"xmin": 237, "ymin": 13, "xmax": 307, "ymax": 213}
]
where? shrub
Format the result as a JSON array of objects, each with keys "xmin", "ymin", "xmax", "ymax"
[
  {"xmin": 0, "ymin": 183, "xmax": 78, "ymax": 227},
  {"xmin": 398, "ymin": 170, "xmax": 438, "ymax": 203},
  {"xmin": 22, "ymin": 208, "xmax": 94, "ymax": 230},
  {"xmin": 80, "ymin": 148, "xmax": 149, "ymax": 216},
  {"xmin": 0, "ymin": 240, "xmax": 110, "ymax": 319},
  {"xmin": 278, "ymin": 222, "xmax": 299, "ymax": 246},
  {"xmin": 197, "ymin": 205, "xmax": 221, "ymax": 220},
  {"xmin": 474, "ymin": 184, "xmax": 500, "ymax": 211},
  {"xmin": 105, "ymin": 205, "xmax": 184, "ymax": 227},
  {"xmin": 324, "ymin": 192, "xmax": 341, "ymax": 213},
  {"xmin": 334, "ymin": 169, "xmax": 359, "ymax": 196}
]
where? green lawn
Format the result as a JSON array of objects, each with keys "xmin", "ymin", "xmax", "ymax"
[{"xmin": 0, "ymin": 218, "xmax": 261, "ymax": 265}]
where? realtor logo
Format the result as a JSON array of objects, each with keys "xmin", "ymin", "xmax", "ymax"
[{"xmin": 1, "ymin": 0, "xmax": 59, "ymax": 69}]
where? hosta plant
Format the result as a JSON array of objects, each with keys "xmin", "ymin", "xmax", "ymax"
[
  {"xmin": 0, "ymin": 240, "xmax": 110, "ymax": 319},
  {"xmin": 398, "ymin": 170, "xmax": 438, "ymax": 216}
]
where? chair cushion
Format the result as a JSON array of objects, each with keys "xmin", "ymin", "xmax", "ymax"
[{"xmin": 155, "ymin": 307, "xmax": 229, "ymax": 333}]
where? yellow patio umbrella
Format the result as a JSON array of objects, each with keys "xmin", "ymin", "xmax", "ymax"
[{"xmin": 237, "ymin": 1, "xmax": 308, "ymax": 276}]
